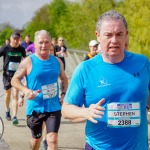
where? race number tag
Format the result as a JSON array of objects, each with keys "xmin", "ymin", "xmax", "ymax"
[
  {"xmin": 8, "ymin": 62, "xmax": 19, "ymax": 71},
  {"xmin": 41, "ymin": 83, "xmax": 57, "ymax": 100},
  {"xmin": 107, "ymin": 102, "xmax": 140, "ymax": 128}
]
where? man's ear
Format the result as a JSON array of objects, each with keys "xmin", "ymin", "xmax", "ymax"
[
  {"xmin": 95, "ymin": 31, "xmax": 99, "ymax": 37},
  {"xmin": 95, "ymin": 31, "xmax": 100, "ymax": 43}
]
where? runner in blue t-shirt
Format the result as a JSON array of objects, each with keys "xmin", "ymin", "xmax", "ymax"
[{"xmin": 62, "ymin": 10, "xmax": 150, "ymax": 150}]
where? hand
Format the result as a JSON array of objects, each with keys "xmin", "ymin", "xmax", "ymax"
[
  {"xmin": 59, "ymin": 95, "xmax": 65, "ymax": 105},
  {"xmin": 86, "ymin": 98, "xmax": 105, "ymax": 124},
  {"xmin": 24, "ymin": 89, "xmax": 37, "ymax": 100},
  {"xmin": 60, "ymin": 50, "xmax": 64, "ymax": 54},
  {"xmin": 61, "ymin": 47, "xmax": 64, "ymax": 51}
]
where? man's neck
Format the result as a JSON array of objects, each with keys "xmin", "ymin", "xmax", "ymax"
[
  {"xmin": 35, "ymin": 53, "xmax": 49, "ymax": 60},
  {"xmin": 102, "ymin": 54, "xmax": 124, "ymax": 64}
]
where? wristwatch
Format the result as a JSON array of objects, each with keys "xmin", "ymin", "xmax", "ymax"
[
  {"xmin": 20, "ymin": 95, "xmax": 25, "ymax": 98},
  {"xmin": 61, "ymin": 92, "xmax": 66, "ymax": 96}
]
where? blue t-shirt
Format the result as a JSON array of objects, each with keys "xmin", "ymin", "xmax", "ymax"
[
  {"xmin": 64, "ymin": 51, "xmax": 150, "ymax": 150},
  {"xmin": 26, "ymin": 54, "xmax": 61, "ymax": 115}
]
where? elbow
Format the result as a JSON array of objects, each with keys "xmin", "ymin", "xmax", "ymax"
[
  {"xmin": 61, "ymin": 105, "xmax": 67, "ymax": 119},
  {"xmin": 11, "ymin": 78, "xmax": 14, "ymax": 87},
  {"xmin": 61, "ymin": 104, "xmax": 69, "ymax": 119},
  {"xmin": 62, "ymin": 115, "xmax": 68, "ymax": 120}
]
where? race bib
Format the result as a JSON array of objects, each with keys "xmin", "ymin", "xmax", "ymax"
[
  {"xmin": 8, "ymin": 62, "xmax": 19, "ymax": 71},
  {"xmin": 58, "ymin": 53, "xmax": 64, "ymax": 57},
  {"xmin": 41, "ymin": 83, "xmax": 57, "ymax": 100},
  {"xmin": 107, "ymin": 102, "xmax": 141, "ymax": 128}
]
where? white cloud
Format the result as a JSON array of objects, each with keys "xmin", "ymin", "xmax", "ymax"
[{"xmin": 0, "ymin": 0, "xmax": 52, "ymax": 29}]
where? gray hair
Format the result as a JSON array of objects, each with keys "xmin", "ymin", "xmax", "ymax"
[
  {"xmin": 96, "ymin": 10, "xmax": 128, "ymax": 33},
  {"xmin": 34, "ymin": 30, "xmax": 51, "ymax": 42}
]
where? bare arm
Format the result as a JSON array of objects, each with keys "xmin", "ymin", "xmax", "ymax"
[
  {"xmin": 64, "ymin": 50, "xmax": 68, "ymax": 57},
  {"xmin": 56, "ymin": 51, "xmax": 62, "ymax": 56},
  {"xmin": 56, "ymin": 58, "xmax": 68, "ymax": 104},
  {"xmin": 11, "ymin": 57, "xmax": 36, "ymax": 99},
  {"xmin": 62, "ymin": 98, "xmax": 105, "ymax": 123},
  {"xmin": 11, "ymin": 58, "xmax": 29, "ymax": 92},
  {"xmin": 62, "ymin": 102, "xmax": 87, "ymax": 122}
]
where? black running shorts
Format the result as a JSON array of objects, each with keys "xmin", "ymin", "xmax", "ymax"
[
  {"xmin": 27, "ymin": 110, "xmax": 61, "ymax": 139},
  {"xmin": 3, "ymin": 72, "xmax": 14, "ymax": 90}
]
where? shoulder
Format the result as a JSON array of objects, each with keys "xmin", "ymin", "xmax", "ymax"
[
  {"xmin": 83, "ymin": 55, "xmax": 89, "ymax": 61},
  {"xmin": 0, "ymin": 45, "xmax": 7, "ymax": 51},
  {"xmin": 70, "ymin": 55, "xmax": 101, "ymax": 84},
  {"xmin": 54, "ymin": 45, "xmax": 59, "ymax": 48},
  {"xmin": 20, "ymin": 45, "xmax": 25, "ymax": 50},
  {"xmin": 76, "ymin": 55, "xmax": 101, "ymax": 75},
  {"xmin": 20, "ymin": 41, "xmax": 25, "ymax": 45},
  {"xmin": 1, "ymin": 44, "xmax": 10, "ymax": 49},
  {"xmin": 55, "ymin": 45, "xmax": 60, "ymax": 50},
  {"xmin": 22, "ymin": 56, "xmax": 31, "ymax": 65},
  {"xmin": 19, "ymin": 55, "xmax": 31, "ymax": 72},
  {"xmin": 125, "ymin": 52, "xmax": 150, "ymax": 72},
  {"xmin": 0, "ymin": 45, "xmax": 10, "ymax": 54},
  {"xmin": 54, "ymin": 56, "xmax": 63, "ymax": 67},
  {"xmin": 27, "ymin": 43, "xmax": 34, "ymax": 48},
  {"xmin": 28, "ymin": 53, "xmax": 36, "ymax": 60},
  {"xmin": 55, "ymin": 56, "xmax": 62, "ymax": 63},
  {"xmin": 56, "ymin": 56, "xmax": 61, "ymax": 61},
  {"xmin": 18, "ymin": 45, "xmax": 26, "ymax": 54},
  {"xmin": 64, "ymin": 45, "xmax": 67, "ymax": 49},
  {"xmin": 125, "ymin": 51, "xmax": 149, "ymax": 63}
]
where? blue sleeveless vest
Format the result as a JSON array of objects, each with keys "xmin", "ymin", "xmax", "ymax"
[{"xmin": 26, "ymin": 54, "xmax": 61, "ymax": 115}]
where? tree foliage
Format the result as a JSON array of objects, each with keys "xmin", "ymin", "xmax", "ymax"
[
  {"xmin": 22, "ymin": 5, "xmax": 50, "ymax": 40},
  {"xmin": 0, "ymin": 27, "xmax": 13, "ymax": 46},
  {"xmin": 0, "ymin": 0, "xmax": 150, "ymax": 58},
  {"xmin": 48, "ymin": 0, "xmax": 68, "ymax": 37},
  {"xmin": 117, "ymin": 0, "xmax": 150, "ymax": 57}
]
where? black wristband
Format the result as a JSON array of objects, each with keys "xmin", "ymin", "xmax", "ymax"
[
  {"xmin": 20, "ymin": 95, "xmax": 24, "ymax": 98},
  {"xmin": 61, "ymin": 92, "xmax": 66, "ymax": 96}
]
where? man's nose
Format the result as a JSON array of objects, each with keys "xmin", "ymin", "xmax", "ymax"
[{"xmin": 111, "ymin": 36, "xmax": 118, "ymax": 43}]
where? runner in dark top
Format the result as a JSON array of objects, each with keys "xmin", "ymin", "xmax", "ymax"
[
  {"xmin": 55, "ymin": 36, "xmax": 67, "ymax": 70},
  {"xmin": 0, "ymin": 31, "xmax": 26, "ymax": 125},
  {"xmin": 84, "ymin": 40, "xmax": 98, "ymax": 61}
]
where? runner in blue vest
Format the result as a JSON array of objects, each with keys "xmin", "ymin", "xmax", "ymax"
[
  {"xmin": 62, "ymin": 10, "xmax": 150, "ymax": 150},
  {"xmin": 11, "ymin": 30, "xmax": 68, "ymax": 150}
]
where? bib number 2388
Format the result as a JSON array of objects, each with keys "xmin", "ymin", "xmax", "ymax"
[{"xmin": 107, "ymin": 102, "xmax": 140, "ymax": 128}]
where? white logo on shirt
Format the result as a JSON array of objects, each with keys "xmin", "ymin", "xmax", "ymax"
[{"xmin": 98, "ymin": 77, "xmax": 110, "ymax": 87}]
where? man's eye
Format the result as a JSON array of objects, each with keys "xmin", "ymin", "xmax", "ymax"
[
  {"xmin": 105, "ymin": 34, "xmax": 112, "ymax": 38},
  {"xmin": 117, "ymin": 33, "xmax": 124, "ymax": 37}
]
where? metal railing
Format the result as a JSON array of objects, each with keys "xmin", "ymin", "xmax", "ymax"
[
  {"xmin": 0, "ymin": 117, "xmax": 4, "ymax": 139},
  {"xmin": 65, "ymin": 49, "xmax": 87, "ymax": 79}
]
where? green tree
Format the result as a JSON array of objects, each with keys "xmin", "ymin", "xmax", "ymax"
[
  {"xmin": 23, "ymin": 5, "xmax": 50, "ymax": 40},
  {"xmin": 50, "ymin": 0, "xmax": 116, "ymax": 50},
  {"xmin": 48, "ymin": 0, "xmax": 68, "ymax": 38},
  {"xmin": 0, "ymin": 28, "xmax": 13, "ymax": 46},
  {"xmin": 1, "ymin": 0, "xmax": 149, "ymax": 58},
  {"xmin": 117, "ymin": 0, "xmax": 150, "ymax": 57}
]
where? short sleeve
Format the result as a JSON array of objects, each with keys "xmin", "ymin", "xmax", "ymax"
[{"xmin": 64, "ymin": 63, "xmax": 86, "ymax": 107}]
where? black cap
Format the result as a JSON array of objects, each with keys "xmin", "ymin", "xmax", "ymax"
[{"xmin": 11, "ymin": 31, "xmax": 20, "ymax": 38}]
